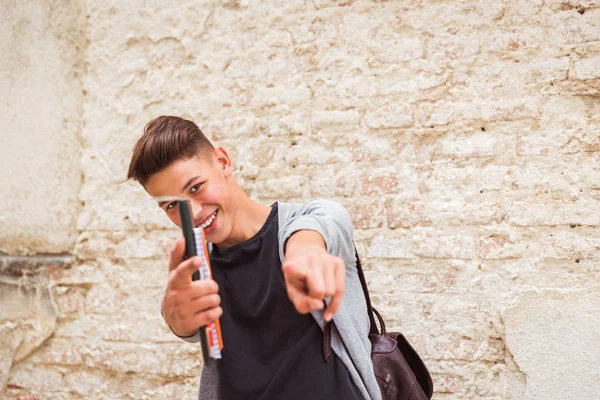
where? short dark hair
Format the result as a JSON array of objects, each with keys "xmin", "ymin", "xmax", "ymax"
[{"xmin": 127, "ymin": 116, "xmax": 214, "ymax": 185}]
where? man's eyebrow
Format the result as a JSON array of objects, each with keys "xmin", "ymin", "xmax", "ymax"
[{"xmin": 181, "ymin": 175, "xmax": 202, "ymax": 193}]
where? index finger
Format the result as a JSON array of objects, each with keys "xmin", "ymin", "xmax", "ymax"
[
  {"xmin": 282, "ymin": 261, "xmax": 307, "ymax": 281},
  {"xmin": 323, "ymin": 258, "xmax": 346, "ymax": 321},
  {"xmin": 169, "ymin": 237, "xmax": 186, "ymax": 272},
  {"xmin": 170, "ymin": 256, "xmax": 201, "ymax": 289}
]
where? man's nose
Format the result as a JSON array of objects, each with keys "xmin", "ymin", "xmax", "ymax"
[{"xmin": 191, "ymin": 202, "xmax": 203, "ymax": 222}]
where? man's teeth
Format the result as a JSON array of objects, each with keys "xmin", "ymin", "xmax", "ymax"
[{"xmin": 200, "ymin": 212, "xmax": 217, "ymax": 229}]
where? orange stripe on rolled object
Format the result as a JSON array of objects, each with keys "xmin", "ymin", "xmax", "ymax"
[{"xmin": 199, "ymin": 228, "xmax": 224, "ymax": 351}]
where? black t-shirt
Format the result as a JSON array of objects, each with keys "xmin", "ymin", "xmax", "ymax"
[{"xmin": 210, "ymin": 204, "xmax": 363, "ymax": 400}]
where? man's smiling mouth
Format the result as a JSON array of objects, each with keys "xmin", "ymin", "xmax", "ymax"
[{"xmin": 199, "ymin": 211, "xmax": 217, "ymax": 229}]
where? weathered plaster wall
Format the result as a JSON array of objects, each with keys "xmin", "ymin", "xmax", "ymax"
[
  {"xmin": 1, "ymin": 0, "xmax": 599, "ymax": 399},
  {"xmin": 0, "ymin": 0, "xmax": 84, "ymax": 255},
  {"xmin": 0, "ymin": 0, "xmax": 84, "ymax": 397},
  {"xmin": 503, "ymin": 287, "xmax": 600, "ymax": 400}
]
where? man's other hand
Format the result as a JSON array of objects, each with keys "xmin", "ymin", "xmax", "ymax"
[{"xmin": 161, "ymin": 237, "xmax": 222, "ymax": 337}]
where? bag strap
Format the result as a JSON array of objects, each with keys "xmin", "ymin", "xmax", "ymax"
[
  {"xmin": 353, "ymin": 247, "xmax": 384, "ymax": 336},
  {"xmin": 323, "ymin": 245, "xmax": 384, "ymax": 361}
]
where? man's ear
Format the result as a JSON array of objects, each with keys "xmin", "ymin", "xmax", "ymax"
[{"xmin": 213, "ymin": 147, "xmax": 233, "ymax": 177}]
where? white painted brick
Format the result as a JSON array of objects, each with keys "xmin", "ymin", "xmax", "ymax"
[
  {"xmin": 312, "ymin": 109, "xmax": 360, "ymax": 129},
  {"xmin": 367, "ymin": 234, "xmax": 414, "ymax": 259},
  {"xmin": 360, "ymin": 164, "xmax": 420, "ymax": 197},
  {"xmin": 373, "ymin": 34, "xmax": 423, "ymax": 63},
  {"xmin": 388, "ymin": 197, "xmax": 506, "ymax": 228},
  {"xmin": 547, "ymin": 8, "xmax": 600, "ymax": 45},
  {"xmin": 417, "ymin": 98, "xmax": 539, "ymax": 127},
  {"xmin": 284, "ymin": 142, "xmax": 354, "ymax": 166},
  {"xmin": 573, "ymin": 55, "xmax": 600, "ymax": 80},
  {"xmin": 7, "ymin": 364, "xmax": 65, "ymax": 393},
  {"xmin": 254, "ymin": 174, "xmax": 306, "ymax": 200},
  {"xmin": 78, "ymin": 341, "xmax": 201, "ymax": 377},
  {"xmin": 343, "ymin": 199, "xmax": 386, "ymax": 230},
  {"xmin": 364, "ymin": 103, "xmax": 414, "ymax": 129},
  {"xmin": 439, "ymin": 131, "xmax": 514, "ymax": 158},
  {"xmin": 412, "ymin": 228, "xmax": 477, "ymax": 259},
  {"xmin": 309, "ymin": 165, "xmax": 357, "ymax": 198},
  {"xmin": 506, "ymin": 198, "xmax": 600, "ymax": 226},
  {"xmin": 452, "ymin": 58, "xmax": 570, "ymax": 94}
]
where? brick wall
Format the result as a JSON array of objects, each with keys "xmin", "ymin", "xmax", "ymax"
[{"xmin": 2, "ymin": 1, "xmax": 599, "ymax": 399}]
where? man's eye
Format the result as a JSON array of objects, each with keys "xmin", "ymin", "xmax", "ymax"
[
  {"xmin": 166, "ymin": 202, "xmax": 177, "ymax": 211},
  {"xmin": 191, "ymin": 183, "xmax": 202, "ymax": 193}
]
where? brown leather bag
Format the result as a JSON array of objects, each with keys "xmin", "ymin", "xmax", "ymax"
[{"xmin": 323, "ymin": 249, "xmax": 434, "ymax": 400}]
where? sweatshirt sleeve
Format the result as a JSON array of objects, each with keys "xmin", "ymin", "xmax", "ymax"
[{"xmin": 278, "ymin": 198, "xmax": 356, "ymax": 271}]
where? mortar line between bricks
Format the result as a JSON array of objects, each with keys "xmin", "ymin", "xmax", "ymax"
[{"xmin": 0, "ymin": 255, "xmax": 72, "ymax": 262}]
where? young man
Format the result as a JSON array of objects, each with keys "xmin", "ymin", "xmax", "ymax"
[{"xmin": 127, "ymin": 116, "xmax": 380, "ymax": 400}]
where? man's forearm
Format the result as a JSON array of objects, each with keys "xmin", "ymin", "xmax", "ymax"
[{"xmin": 284, "ymin": 230, "xmax": 327, "ymax": 260}]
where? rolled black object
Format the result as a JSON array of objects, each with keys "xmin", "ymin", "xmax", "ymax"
[{"xmin": 178, "ymin": 200, "xmax": 210, "ymax": 362}]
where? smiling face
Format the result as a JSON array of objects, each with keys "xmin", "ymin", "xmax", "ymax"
[{"xmin": 144, "ymin": 148, "xmax": 235, "ymax": 246}]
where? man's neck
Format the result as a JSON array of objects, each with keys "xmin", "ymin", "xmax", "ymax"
[{"xmin": 217, "ymin": 185, "xmax": 272, "ymax": 249}]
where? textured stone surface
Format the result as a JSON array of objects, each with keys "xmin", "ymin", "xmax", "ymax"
[
  {"xmin": 1, "ymin": 0, "xmax": 600, "ymax": 399},
  {"xmin": 0, "ymin": 257, "xmax": 63, "ymax": 392},
  {"xmin": 0, "ymin": 0, "xmax": 84, "ymax": 255},
  {"xmin": 503, "ymin": 288, "xmax": 600, "ymax": 400}
]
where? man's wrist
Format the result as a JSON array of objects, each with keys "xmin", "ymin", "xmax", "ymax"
[
  {"xmin": 285, "ymin": 230, "xmax": 327, "ymax": 260},
  {"xmin": 169, "ymin": 324, "xmax": 198, "ymax": 338},
  {"xmin": 161, "ymin": 309, "xmax": 198, "ymax": 338}
]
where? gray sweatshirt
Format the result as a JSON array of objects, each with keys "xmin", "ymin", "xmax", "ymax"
[{"xmin": 160, "ymin": 198, "xmax": 381, "ymax": 400}]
